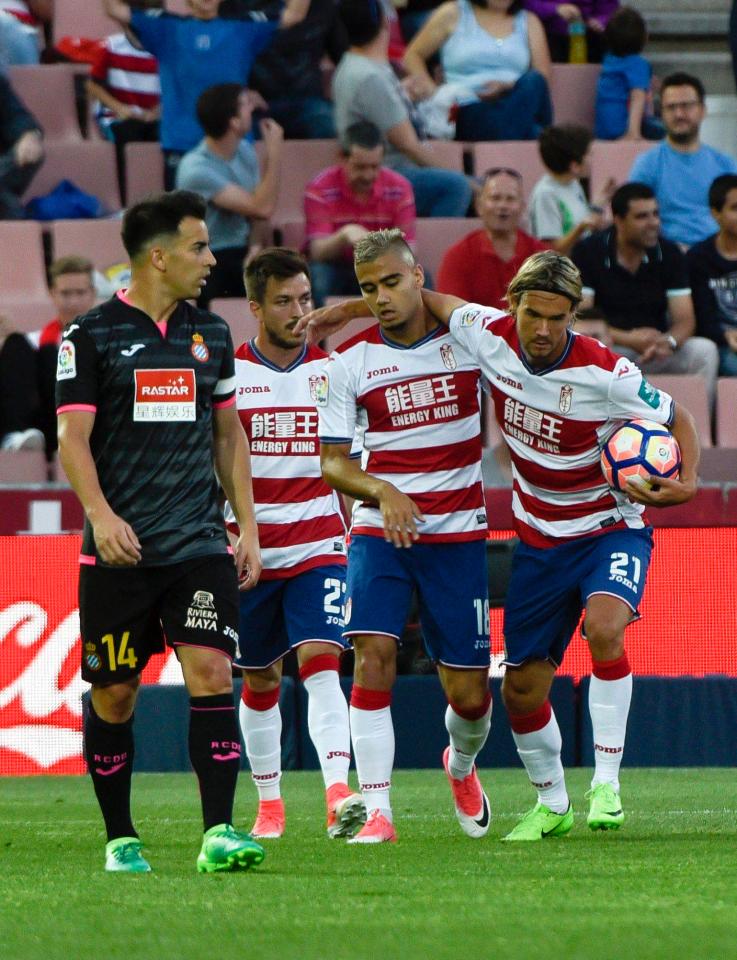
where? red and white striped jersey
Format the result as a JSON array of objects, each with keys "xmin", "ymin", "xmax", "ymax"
[
  {"xmin": 318, "ymin": 323, "xmax": 487, "ymax": 543},
  {"xmin": 233, "ymin": 340, "xmax": 347, "ymax": 579},
  {"xmin": 449, "ymin": 304, "xmax": 675, "ymax": 548},
  {"xmin": 0, "ymin": 2, "xmax": 38, "ymax": 26},
  {"xmin": 90, "ymin": 33, "xmax": 160, "ymax": 127}
]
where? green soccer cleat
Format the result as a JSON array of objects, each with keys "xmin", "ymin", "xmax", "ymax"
[
  {"xmin": 502, "ymin": 802, "xmax": 574, "ymax": 842},
  {"xmin": 104, "ymin": 837, "xmax": 151, "ymax": 873},
  {"xmin": 196, "ymin": 823, "xmax": 266, "ymax": 874},
  {"xmin": 586, "ymin": 783, "xmax": 624, "ymax": 831}
]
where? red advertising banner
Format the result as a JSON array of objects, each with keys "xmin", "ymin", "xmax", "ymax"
[{"xmin": 1, "ymin": 531, "xmax": 736, "ymax": 775}]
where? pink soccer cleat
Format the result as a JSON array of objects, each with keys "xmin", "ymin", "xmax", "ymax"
[
  {"xmin": 326, "ymin": 782, "xmax": 367, "ymax": 839},
  {"xmin": 346, "ymin": 808, "xmax": 397, "ymax": 844},
  {"xmin": 250, "ymin": 798, "xmax": 285, "ymax": 839},
  {"xmin": 442, "ymin": 746, "xmax": 490, "ymax": 838}
]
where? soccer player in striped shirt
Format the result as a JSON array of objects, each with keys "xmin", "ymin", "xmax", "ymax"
[
  {"xmin": 316, "ymin": 229, "xmax": 493, "ymax": 844},
  {"xmin": 303, "ymin": 248, "xmax": 700, "ymax": 840},
  {"xmin": 232, "ymin": 248, "xmax": 365, "ymax": 840}
]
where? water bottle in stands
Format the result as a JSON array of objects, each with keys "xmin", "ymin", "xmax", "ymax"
[{"xmin": 568, "ymin": 19, "xmax": 587, "ymax": 64}]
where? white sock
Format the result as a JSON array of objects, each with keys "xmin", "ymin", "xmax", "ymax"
[
  {"xmin": 589, "ymin": 672, "xmax": 632, "ymax": 793},
  {"xmin": 511, "ymin": 708, "xmax": 569, "ymax": 814},
  {"xmin": 349, "ymin": 700, "xmax": 394, "ymax": 820},
  {"xmin": 445, "ymin": 699, "xmax": 492, "ymax": 780},
  {"xmin": 239, "ymin": 698, "xmax": 282, "ymax": 801},
  {"xmin": 302, "ymin": 668, "xmax": 351, "ymax": 789}
]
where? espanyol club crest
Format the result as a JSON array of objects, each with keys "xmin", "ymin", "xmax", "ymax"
[
  {"xmin": 191, "ymin": 333, "xmax": 209, "ymax": 362},
  {"xmin": 440, "ymin": 344, "xmax": 457, "ymax": 370},
  {"xmin": 559, "ymin": 384, "xmax": 573, "ymax": 414}
]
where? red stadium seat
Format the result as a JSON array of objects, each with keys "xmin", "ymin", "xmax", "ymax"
[
  {"xmin": 53, "ymin": 0, "xmax": 118, "ymax": 43},
  {"xmin": 1, "ymin": 301, "xmax": 56, "ymax": 335},
  {"xmin": 278, "ymin": 221, "xmax": 306, "ymax": 251},
  {"xmin": 716, "ymin": 378, "xmax": 737, "ymax": 447},
  {"xmin": 23, "ymin": 141, "xmax": 122, "ymax": 215},
  {"xmin": 472, "ymin": 142, "xmax": 545, "ymax": 203},
  {"xmin": 8, "ymin": 65, "xmax": 82, "ymax": 144},
  {"xmin": 420, "ymin": 140, "xmax": 466, "ymax": 172},
  {"xmin": 208, "ymin": 298, "xmax": 259, "ymax": 348},
  {"xmin": 648, "ymin": 374, "xmax": 712, "ymax": 448},
  {"xmin": 50, "ymin": 219, "xmax": 128, "ymax": 273},
  {"xmin": 589, "ymin": 140, "xmax": 652, "ymax": 200},
  {"xmin": 549, "ymin": 63, "xmax": 600, "ymax": 128},
  {"xmin": 258, "ymin": 139, "xmax": 341, "ymax": 226},
  {"xmin": 414, "ymin": 217, "xmax": 481, "ymax": 279},
  {"xmin": 0, "ymin": 222, "xmax": 54, "ymax": 332},
  {"xmin": 124, "ymin": 142, "xmax": 164, "ymax": 205},
  {"xmin": 0, "ymin": 451, "xmax": 49, "ymax": 483}
]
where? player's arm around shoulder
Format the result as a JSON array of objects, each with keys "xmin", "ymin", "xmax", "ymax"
[{"xmin": 212, "ymin": 403, "xmax": 262, "ymax": 589}]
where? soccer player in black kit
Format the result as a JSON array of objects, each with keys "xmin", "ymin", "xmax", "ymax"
[{"xmin": 57, "ymin": 190, "xmax": 265, "ymax": 874}]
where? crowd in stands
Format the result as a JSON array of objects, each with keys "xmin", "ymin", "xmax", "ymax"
[{"xmin": 1, "ymin": 0, "xmax": 737, "ymax": 465}]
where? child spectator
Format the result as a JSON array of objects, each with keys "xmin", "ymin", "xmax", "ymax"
[
  {"xmin": 528, "ymin": 123, "xmax": 615, "ymax": 255},
  {"xmin": 595, "ymin": 6, "xmax": 664, "ymax": 141}
]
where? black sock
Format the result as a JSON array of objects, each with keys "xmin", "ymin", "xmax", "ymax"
[
  {"xmin": 189, "ymin": 693, "xmax": 241, "ymax": 831},
  {"xmin": 84, "ymin": 702, "xmax": 136, "ymax": 842}
]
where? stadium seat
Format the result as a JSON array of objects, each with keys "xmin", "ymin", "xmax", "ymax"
[
  {"xmin": 50, "ymin": 219, "xmax": 128, "ymax": 273},
  {"xmin": 323, "ymin": 298, "xmax": 377, "ymax": 351},
  {"xmin": 0, "ymin": 221, "xmax": 49, "ymax": 301},
  {"xmin": 23, "ymin": 141, "xmax": 122, "ymax": 215},
  {"xmin": 420, "ymin": 140, "xmax": 466, "ymax": 172},
  {"xmin": 648, "ymin": 374, "xmax": 712, "ymax": 448},
  {"xmin": 0, "ymin": 450, "xmax": 49, "ymax": 483},
  {"xmin": 414, "ymin": 217, "xmax": 481, "ymax": 278},
  {"xmin": 124, "ymin": 142, "xmax": 164, "ymax": 205},
  {"xmin": 208, "ymin": 298, "xmax": 259, "ymax": 347},
  {"xmin": 278, "ymin": 221, "xmax": 306, "ymax": 251},
  {"xmin": 589, "ymin": 140, "xmax": 652, "ymax": 200},
  {"xmin": 8, "ymin": 65, "xmax": 82, "ymax": 144},
  {"xmin": 1, "ymin": 301, "xmax": 55, "ymax": 336},
  {"xmin": 53, "ymin": 0, "xmax": 118, "ymax": 43},
  {"xmin": 471, "ymin": 142, "xmax": 545, "ymax": 203},
  {"xmin": 258, "ymin": 139, "xmax": 341, "ymax": 225},
  {"xmin": 716, "ymin": 378, "xmax": 737, "ymax": 447},
  {"xmin": 549, "ymin": 63, "xmax": 600, "ymax": 128},
  {"xmin": 697, "ymin": 447, "xmax": 737, "ymax": 482}
]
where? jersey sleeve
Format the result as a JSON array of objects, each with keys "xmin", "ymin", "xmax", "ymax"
[
  {"xmin": 129, "ymin": 9, "xmax": 168, "ymax": 57},
  {"xmin": 607, "ymin": 356, "xmax": 675, "ymax": 426},
  {"xmin": 448, "ymin": 302, "xmax": 506, "ymax": 367},
  {"xmin": 55, "ymin": 324, "xmax": 100, "ymax": 413},
  {"xmin": 317, "ymin": 353, "xmax": 357, "ymax": 445},
  {"xmin": 213, "ymin": 326, "xmax": 236, "ymax": 408}
]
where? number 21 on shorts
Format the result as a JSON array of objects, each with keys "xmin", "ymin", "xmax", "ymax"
[{"xmin": 100, "ymin": 631, "xmax": 138, "ymax": 671}]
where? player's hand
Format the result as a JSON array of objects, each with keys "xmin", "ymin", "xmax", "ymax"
[
  {"xmin": 235, "ymin": 529, "xmax": 262, "ymax": 591},
  {"xmin": 378, "ymin": 485, "xmax": 425, "ymax": 549},
  {"xmin": 295, "ymin": 300, "xmax": 361, "ymax": 343},
  {"xmin": 624, "ymin": 474, "xmax": 697, "ymax": 507},
  {"xmin": 92, "ymin": 509, "xmax": 142, "ymax": 566}
]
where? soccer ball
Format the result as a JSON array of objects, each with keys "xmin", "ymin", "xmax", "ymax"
[{"xmin": 601, "ymin": 419, "xmax": 681, "ymax": 492}]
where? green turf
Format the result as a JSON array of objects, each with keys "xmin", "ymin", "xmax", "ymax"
[{"xmin": 1, "ymin": 769, "xmax": 736, "ymax": 960}]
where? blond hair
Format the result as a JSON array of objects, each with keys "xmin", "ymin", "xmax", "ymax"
[
  {"xmin": 353, "ymin": 228, "xmax": 416, "ymax": 267},
  {"xmin": 506, "ymin": 251, "xmax": 582, "ymax": 311}
]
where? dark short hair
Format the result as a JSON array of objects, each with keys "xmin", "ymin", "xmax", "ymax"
[
  {"xmin": 661, "ymin": 72, "xmax": 705, "ymax": 104},
  {"xmin": 709, "ymin": 173, "xmax": 737, "ymax": 212},
  {"xmin": 342, "ymin": 121, "xmax": 384, "ymax": 154},
  {"xmin": 538, "ymin": 124, "xmax": 593, "ymax": 174},
  {"xmin": 611, "ymin": 181, "xmax": 655, "ymax": 218},
  {"xmin": 470, "ymin": 0, "xmax": 521, "ymax": 10},
  {"xmin": 196, "ymin": 83, "xmax": 244, "ymax": 138},
  {"xmin": 121, "ymin": 190, "xmax": 207, "ymax": 260},
  {"xmin": 245, "ymin": 247, "xmax": 311, "ymax": 303},
  {"xmin": 339, "ymin": 0, "xmax": 384, "ymax": 46},
  {"xmin": 603, "ymin": 7, "xmax": 646, "ymax": 56}
]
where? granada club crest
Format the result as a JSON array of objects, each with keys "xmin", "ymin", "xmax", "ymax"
[
  {"xmin": 440, "ymin": 344, "xmax": 457, "ymax": 370},
  {"xmin": 191, "ymin": 333, "xmax": 209, "ymax": 362},
  {"xmin": 559, "ymin": 384, "xmax": 573, "ymax": 414}
]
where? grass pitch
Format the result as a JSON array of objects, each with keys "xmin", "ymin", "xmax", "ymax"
[{"xmin": 1, "ymin": 769, "xmax": 736, "ymax": 960}]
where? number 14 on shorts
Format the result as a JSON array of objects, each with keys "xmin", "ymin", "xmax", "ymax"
[{"xmin": 100, "ymin": 631, "xmax": 138, "ymax": 671}]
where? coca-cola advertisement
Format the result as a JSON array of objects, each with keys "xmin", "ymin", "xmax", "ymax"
[{"xmin": 1, "ymin": 530, "xmax": 736, "ymax": 775}]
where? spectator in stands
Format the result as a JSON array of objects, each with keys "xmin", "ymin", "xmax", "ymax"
[
  {"xmin": 87, "ymin": 2, "xmax": 162, "ymax": 201},
  {"xmin": 0, "ymin": 314, "xmax": 44, "ymax": 453},
  {"xmin": 333, "ymin": 0, "xmax": 472, "ymax": 217},
  {"xmin": 37, "ymin": 256, "xmax": 97, "ymax": 454},
  {"xmin": 595, "ymin": 6, "xmax": 663, "ymax": 141},
  {"xmin": 402, "ymin": 0, "xmax": 551, "ymax": 141},
  {"xmin": 103, "ymin": 0, "xmax": 309, "ymax": 188},
  {"xmin": 218, "ymin": 0, "xmax": 345, "ymax": 139},
  {"xmin": 572, "ymin": 182, "xmax": 719, "ymax": 402},
  {"xmin": 0, "ymin": 0, "xmax": 50, "ymax": 67},
  {"xmin": 305, "ymin": 121, "xmax": 416, "ymax": 305},
  {"xmin": 436, "ymin": 167, "xmax": 547, "ymax": 309},
  {"xmin": 687, "ymin": 174, "xmax": 737, "ymax": 377},
  {"xmin": 528, "ymin": 124, "xmax": 615, "ymax": 255},
  {"xmin": 0, "ymin": 71, "xmax": 43, "ymax": 220},
  {"xmin": 176, "ymin": 83, "xmax": 283, "ymax": 304},
  {"xmin": 629, "ymin": 72, "xmax": 737, "ymax": 248},
  {"xmin": 522, "ymin": 0, "xmax": 617, "ymax": 63}
]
